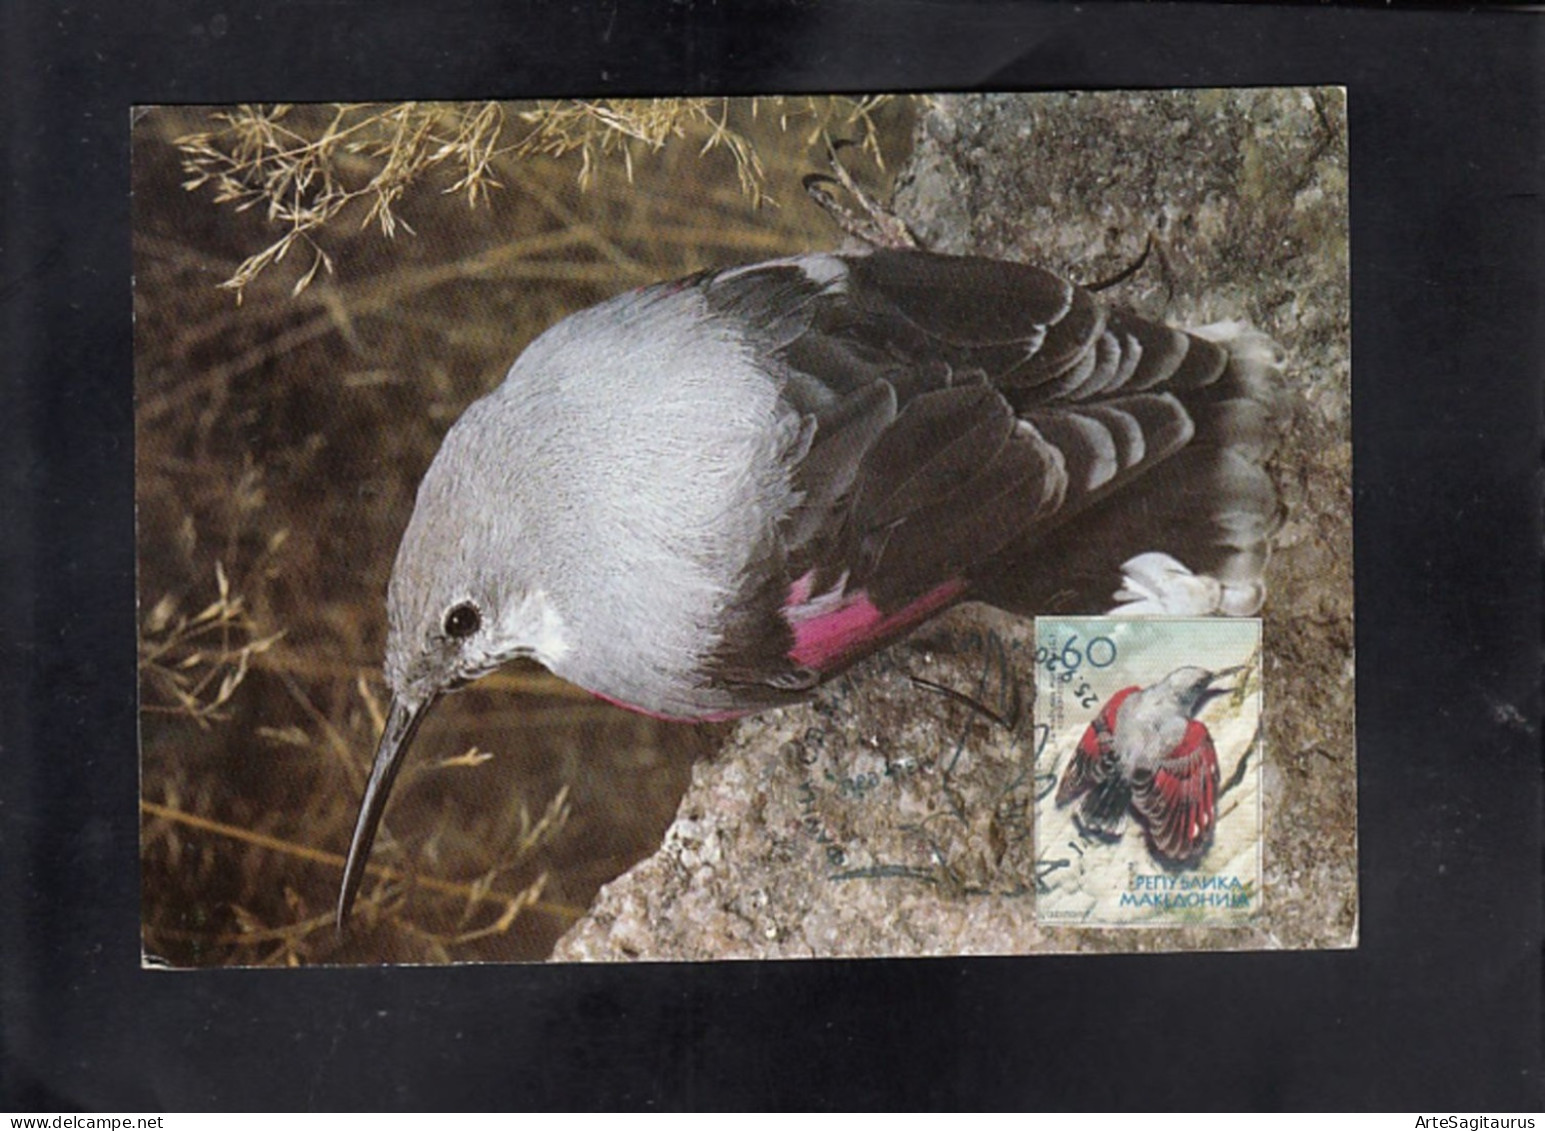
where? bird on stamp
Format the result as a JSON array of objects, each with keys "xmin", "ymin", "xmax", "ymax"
[{"xmin": 1055, "ymin": 664, "xmax": 1251, "ymax": 865}]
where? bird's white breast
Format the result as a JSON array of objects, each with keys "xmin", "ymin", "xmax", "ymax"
[{"xmin": 469, "ymin": 284, "xmax": 801, "ymax": 713}]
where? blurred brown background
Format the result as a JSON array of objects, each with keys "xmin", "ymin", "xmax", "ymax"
[{"xmin": 133, "ymin": 99, "xmax": 915, "ymax": 966}]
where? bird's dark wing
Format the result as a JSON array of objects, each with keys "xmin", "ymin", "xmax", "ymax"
[
  {"xmin": 1130, "ymin": 719, "xmax": 1221, "ymax": 863},
  {"xmin": 1055, "ymin": 686, "xmax": 1137, "ymax": 805},
  {"xmin": 1055, "ymin": 686, "xmax": 1143, "ymax": 841},
  {"xmin": 696, "ymin": 250, "xmax": 1274, "ymax": 698}
]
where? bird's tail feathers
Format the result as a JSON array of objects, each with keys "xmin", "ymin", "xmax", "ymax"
[
  {"xmin": 1190, "ymin": 320, "xmax": 1288, "ymax": 416},
  {"xmin": 1075, "ymin": 774, "xmax": 1133, "ymax": 841},
  {"xmin": 975, "ymin": 317, "xmax": 1285, "ymax": 617}
]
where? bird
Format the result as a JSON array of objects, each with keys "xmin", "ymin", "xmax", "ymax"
[
  {"xmin": 1054, "ymin": 664, "xmax": 1249, "ymax": 865},
  {"xmin": 337, "ymin": 248, "xmax": 1284, "ymax": 924}
]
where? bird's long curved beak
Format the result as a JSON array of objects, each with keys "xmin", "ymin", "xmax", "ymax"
[
  {"xmin": 1201, "ymin": 663, "xmax": 1252, "ymax": 704},
  {"xmin": 336, "ymin": 693, "xmax": 436, "ymax": 929}
]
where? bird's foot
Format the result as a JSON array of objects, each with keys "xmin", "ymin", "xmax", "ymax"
[
  {"xmin": 803, "ymin": 136, "xmax": 919, "ymax": 250},
  {"xmin": 1109, "ymin": 552, "xmax": 1264, "ymax": 617},
  {"xmin": 1083, "ymin": 232, "xmax": 1163, "ymax": 293}
]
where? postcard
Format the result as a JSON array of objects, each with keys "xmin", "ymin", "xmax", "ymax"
[{"xmin": 134, "ymin": 89, "xmax": 1353, "ymax": 965}]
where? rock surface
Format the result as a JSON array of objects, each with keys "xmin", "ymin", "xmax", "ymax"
[{"xmin": 553, "ymin": 89, "xmax": 1354, "ymax": 961}]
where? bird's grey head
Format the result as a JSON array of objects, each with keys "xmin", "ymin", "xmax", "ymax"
[
  {"xmin": 336, "ymin": 279, "xmax": 792, "ymax": 926},
  {"xmin": 337, "ymin": 397, "xmax": 570, "ymax": 928},
  {"xmin": 382, "ymin": 406, "xmax": 572, "ymax": 705},
  {"xmin": 1154, "ymin": 664, "xmax": 1245, "ymax": 717}
]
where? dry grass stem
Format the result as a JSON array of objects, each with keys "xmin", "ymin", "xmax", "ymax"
[
  {"xmin": 139, "ymin": 563, "xmax": 284, "ymax": 726},
  {"xmin": 178, "ymin": 102, "xmax": 510, "ymax": 300},
  {"xmin": 176, "ymin": 97, "xmax": 904, "ymax": 298},
  {"xmin": 140, "ymin": 798, "xmax": 584, "ymax": 931}
]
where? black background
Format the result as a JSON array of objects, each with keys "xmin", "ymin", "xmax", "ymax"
[{"xmin": 3, "ymin": 0, "xmax": 1541, "ymax": 1111}]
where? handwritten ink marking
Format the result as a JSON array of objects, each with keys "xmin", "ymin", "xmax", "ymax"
[
  {"xmin": 823, "ymin": 766, "xmax": 882, "ymax": 800},
  {"xmin": 1034, "ymin": 855, "xmax": 1072, "ymax": 892},
  {"xmin": 995, "ymin": 795, "xmax": 1032, "ymax": 846},
  {"xmin": 940, "ymin": 628, "xmax": 1024, "ymax": 776},
  {"xmin": 829, "ymin": 864, "xmax": 937, "ymax": 884},
  {"xmin": 908, "ymin": 675, "xmax": 1014, "ymax": 730},
  {"xmin": 794, "ymin": 779, "xmax": 848, "ymax": 868},
  {"xmin": 791, "ymin": 620, "xmax": 1061, "ymax": 897}
]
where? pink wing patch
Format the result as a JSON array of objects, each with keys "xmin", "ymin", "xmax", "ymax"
[{"xmin": 784, "ymin": 572, "xmax": 966, "ymax": 672}]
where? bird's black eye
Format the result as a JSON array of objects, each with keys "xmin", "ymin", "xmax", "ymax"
[{"xmin": 443, "ymin": 602, "xmax": 481, "ymax": 639}]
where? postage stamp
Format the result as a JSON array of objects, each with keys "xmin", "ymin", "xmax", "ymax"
[{"xmin": 1034, "ymin": 616, "xmax": 1264, "ymax": 927}]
